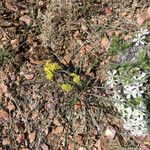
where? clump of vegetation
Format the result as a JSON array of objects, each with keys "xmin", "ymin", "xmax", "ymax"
[
  {"xmin": 137, "ymin": 50, "xmax": 150, "ymax": 70},
  {"xmin": 107, "ymin": 29, "xmax": 150, "ymax": 136},
  {"xmin": 108, "ymin": 36, "xmax": 131, "ymax": 54},
  {"xmin": 44, "ymin": 60, "xmax": 81, "ymax": 92}
]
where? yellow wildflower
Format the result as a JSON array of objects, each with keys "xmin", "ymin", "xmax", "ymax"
[
  {"xmin": 45, "ymin": 60, "xmax": 61, "ymax": 72},
  {"xmin": 44, "ymin": 60, "xmax": 61, "ymax": 80},
  {"xmin": 70, "ymin": 73, "xmax": 81, "ymax": 85},
  {"xmin": 44, "ymin": 68, "xmax": 54, "ymax": 80},
  {"xmin": 60, "ymin": 83, "xmax": 73, "ymax": 92}
]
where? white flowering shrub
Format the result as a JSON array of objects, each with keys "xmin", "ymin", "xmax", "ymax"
[{"xmin": 107, "ymin": 28, "xmax": 150, "ymax": 136}]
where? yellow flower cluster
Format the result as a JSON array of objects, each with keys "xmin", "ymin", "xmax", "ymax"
[
  {"xmin": 60, "ymin": 83, "xmax": 73, "ymax": 92},
  {"xmin": 44, "ymin": 60, "xmax": 61, "ymax": 80},
  {"xmin": 44, "ymin": 60, "xmax": 81, "ymax": 92},
  {"xmin": 70, "ymin": 73, "xmax": 81, "ymax": 85}
]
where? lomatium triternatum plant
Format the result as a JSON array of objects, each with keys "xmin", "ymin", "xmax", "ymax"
[{"xmin": 44, "ymin": 60, "xmax": 81, "ymax": 92}]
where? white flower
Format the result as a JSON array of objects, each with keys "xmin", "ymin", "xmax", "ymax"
[
  {"xmin": 132, "ymin": 34, "xmax": 146, "ymax": 46},
  {"xmin": 107, "ymin": 70, "xmax": 117, "ymax": 78},
  {"xmin": 123, "ymin": 107, "xmax": 133, "ymax": 118},
  {"xmin": 138, "ymin": 28, "xmax": 150, "ymax": 35},
  {"xmin": 137, "ymin": 72, "xmax": 147, "ymax": 83},
  {"xmin": 133, "ymin": 72, "xmax": 147, "ymax": 83},
  {"xmin": 123, "ymin": 84, "xmax": 143, "ymax": 99},
  {"xmin": 113, "ymin": 91, "xmax": 123, "ymax": 101},
  {"xmin": 122, "ymin": 107, "xmax": 149, "ymax": 136},
  {"xmin": 114, "ymin": 102, "xmax": 125, "ymax": 112},
  {"xmin": 124, "ymin": 84, "xmax": 137, "ymax": 99},
  {"xmin": 136, "ymin": 88, "xmax": 144, "ymax": 97},
  {"xmin": 107, "ymin": 70, "xmax": 118, "ymax": 88}
]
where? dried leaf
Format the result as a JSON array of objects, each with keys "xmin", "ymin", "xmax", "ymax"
[
  {"xmin": 78, "ymin": 147, "xmax": 86, "ymax": 150},
  {"xmin": 81, "ymin": 24, "xmax": 88, "ymax": 31},
  {"xmin": 7, "ymin": 101, "xmax": 15, "ymax": 111},
  {"xmin": 0, "ymin": 83, "xmax": 8, "ymax": 94},
  {"xmin": 5, "ymin": 0, "xmax": 19, "ymax": 12},
  {"xmin": 74, "ymin": 31, "xmax": 84, "ymax": 46},
  {"xmin": 93, "ymin": 138, "xmax": 102, "ymax": 150},
  {"xmin": 100, "ymin": 137, "xmax": 109, "ymax": 150},
  {"xmin": 11, "ymin": 39, "xmax": 19, "ymax": 49},
  {"xmin": 115, "ymin": 30, "xmax": 122, "ymax": 36},
  {"xmin": 53, "ymin": 117, "xmax": 61, "ymax": 126},
  {"xmin": 123, "ymin": 34, "xmax": 133, "ymax": 41},
  {"xmin": 139, "ymin": 144, "xmax": 149, "ymax": 150},
  {"xmin": 101, "ymin": 37, "xmax": 110, "ymax": 49},
  {"xmin": 80, "ymin": 45, "xmax": 93, "ymax": 56},
  {"xmin": 62, "ymin": 52, "xmax": 71, "ymax": 65},
  {"xmin": 105, "ymin": 7, "xmax": 113, "ymax": 16},
  {"xmin": 106, "ymin": 30, "xmax": 115, "ymax": 37},
  {"xmin": 121, "ymin": 11, "xmax": 128, "ymax": 17},
  {"xmin": 29, "ymin": 132, "xmax": 36, "ymax": 143},
  {"xmin": 19, "ymin": 15, "xmax": 32, "ymax": 25},
  {"xmin": 16, "ymin": 134, "xmax": 24, "ymax": 143},
  {"xmin": 30, "ymin": 59, "xmax": 45, "ymax": 65},
  {"xmin": 32, "ymin": 111, "xmax": 39, "ymax": 120},
  {"xmin": 40, "ymin": 144, "xmax": 49, "ymax": 150},
  {"xmin": 144, "ymin": 135, "xmax": 150, "ymax": 145},
  {"xmin": 2, "ymin": 138, "xmax": 10, "ymax": 145},
  {"xmin": 74, "ymin": 101, "xmax": 82, "ymax": 110},
  {"xmin": 147, "ymin": 7, "xmax": 150, "ymax": 17},
  {"xmin": 126, "ymin": 14, "xmax": 133, "ymax": 19},
  {"xmin": 0, "ymin": 71, "xmax": 7, "ymax": 81},
  {"xmin": 24, "ymin": 74, "xmax": 34, "ymax": 80},
  {"xmin": 53, "ymin": 126, "xmax": 64, "ymax": 134},
  {"xmin": 137, "ymin": 9, "xmax": 149, "ymax": 26},
  {"xmin": 75, "ymin": 134, "xmax": 83, "ymax": 145},
  {"xmin": 137, "ymin": 13, "xmax": 147, "ymax": 25},
  {"xmin": 0, "ymin": 110, "xmax": 8, "ymax": 119},
  {"xmin": 105, "ymin": 127, "xmax": 116, "ymax": 140}
]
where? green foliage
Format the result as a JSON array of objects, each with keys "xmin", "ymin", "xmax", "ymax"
[
  {"xmin": 117, "ymin": 61, "xmax": 135, "ymax": 72},
  {"xmin": 108, "ymin": 36, "xmax": 131, "ymax": 54},
  {"xmin": 128, "ymin": 97, "xmax": 142, "ymax": 107},
  {"xmin": 137, "ymin": 50, "xmax": 150, "ymax": 71}
]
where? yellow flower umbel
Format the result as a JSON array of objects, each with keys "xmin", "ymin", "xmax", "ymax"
[
  {"xmin": 44, "ymin": 60, "xmax": 61, "ymax": 80},
  {"xmin": 70, "ymin": 73, "xmax": 81, "ymax": 85},
  {"xmin": 60, "ymin": 83, "xmax": 73, "ymax": 92}
]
